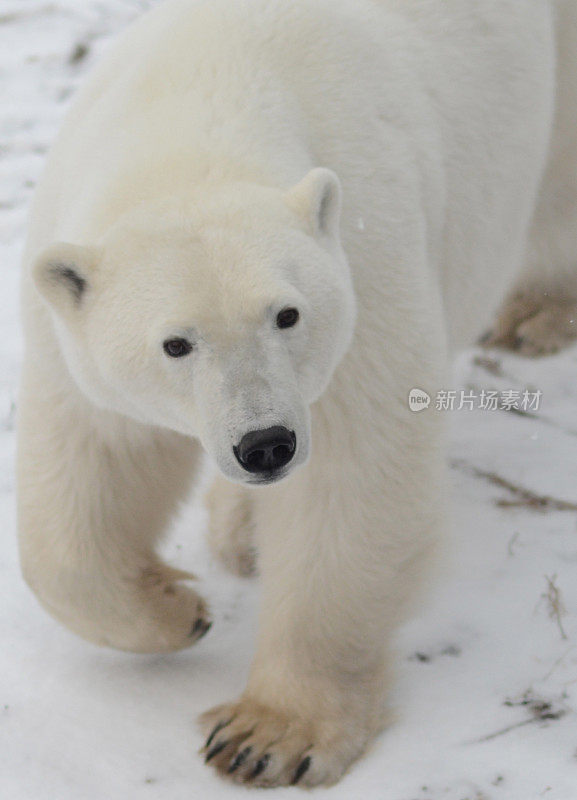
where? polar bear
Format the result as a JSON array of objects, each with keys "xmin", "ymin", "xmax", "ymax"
[{"xmin": 16, "ymin": 0, "xmax": 576, "ymax": 788}]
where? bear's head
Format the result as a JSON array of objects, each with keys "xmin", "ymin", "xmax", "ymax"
[{"xmin": 33, "ymin": 168, "xmax": 356, "ymax": 484}]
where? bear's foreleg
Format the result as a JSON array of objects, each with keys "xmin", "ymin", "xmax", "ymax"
[
  {"xmin": 200, "ymin": 383, "xmax": 445, "ymax": 787},
  {"xmin": 17, "ymin": 369, "xmax": 209, "ymax": 653}
]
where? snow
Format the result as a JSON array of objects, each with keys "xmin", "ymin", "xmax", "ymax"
[{"xmin": 1, "ymin": 3, "xmax": 576, "ymax": 799}]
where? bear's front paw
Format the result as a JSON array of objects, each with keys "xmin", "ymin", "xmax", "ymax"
[
  {"xmin": 199, "ymin": 697, "xmax": 369, "ymax": 788},
  {"xmin": 128, "ymin": 566, "xmax": 211, "ymax": 653}
]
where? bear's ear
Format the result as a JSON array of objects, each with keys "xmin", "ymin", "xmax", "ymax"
[
  {"xmin": 285, "ymin": 167, "xmax": 342, "ymax": 239},
  {"xmin": 33, "ymin": 242, "xmax": 100, "ymax": 313}
]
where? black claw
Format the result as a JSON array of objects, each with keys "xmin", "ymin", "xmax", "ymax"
[
  {"xmin": 205, "ymin": 740, "xmax": 228, "ymax": 762},
  {"xmin": 250, "ymin": 753, "xmax": 271, "ymax": 779},
  {"xmin": 205, "ymin": 719, "xmax": 229, "ymax": 750},
  {"xmin": 291, "ymin": 756, "xmax": 311, "ymax": 785},
  {"xmin": 227, "ymin": 746, "xmax": 252, "ymax": 773},
  {"xmin": 191, "ymin": 618, "xmax": 212, "ymax": 639},
  {"xmin": 198, "ymin": 621, "xmax": 212, "ymax": 639}
]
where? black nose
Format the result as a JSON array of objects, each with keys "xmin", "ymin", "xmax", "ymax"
[{"xmin": 234, "ymin": 426, "xmax": 296, "ymax": 474}]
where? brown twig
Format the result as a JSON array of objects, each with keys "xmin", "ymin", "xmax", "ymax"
[
  {"xmin": 452, "ymin": 459, "xmax": 577, "ymax": 512},
  {"xmin": 542, "ymin": 574, "xmax": 568, "ymax": 641}
]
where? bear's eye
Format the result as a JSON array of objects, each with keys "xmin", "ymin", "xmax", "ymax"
[
  {"xmin": 276, "ymin": 307, "xmax": 300, "ymax": 329},
  {"xmin": 163, "ymin": 338, "xmax": 193, "ymax": 358}
]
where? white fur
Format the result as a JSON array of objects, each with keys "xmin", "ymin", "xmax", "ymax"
[{"xmin": 17, "ymin": 0, "xmax": 573, "ymax": 787}]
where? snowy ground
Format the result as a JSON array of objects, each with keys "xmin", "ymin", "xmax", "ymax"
[{"xmin": 1, "ymin": 3, "xmax": 576, "ymax": 799}]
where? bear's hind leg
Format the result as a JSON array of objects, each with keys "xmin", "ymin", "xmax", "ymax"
[
  {"xmin": 482, "ymin": 3, "xmax": 577, "ymax": 357},
  {"xmin": 17, "ymin": 370, "xmax": 210, "ymax": 653},
  {"xmin": 205, "ymin": 474, "xmax": 257, "ymax": 577},
  {"xmin": 481, "ymin": 288, "xmax": 577, "ymax": 356}
]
